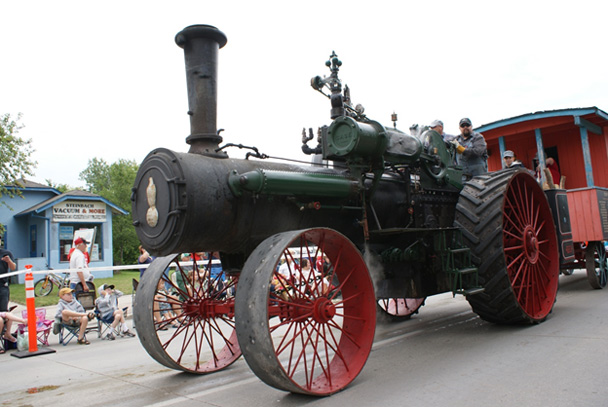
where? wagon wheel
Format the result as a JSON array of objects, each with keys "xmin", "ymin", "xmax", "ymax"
[
  {"xmin": 585, "ymin": 241, "xmax": 608, "ymax": 289},
  {"xmin": 236, "ymin": 228, "xmax": 376, "ymax": 396},
  {"xmin": 455, "ymin": 170, "xmax": 559, "ymax": 324},
  {"xmin": 377, "ymin": 297, "xmax": 425, "ymax": 320},
  {"xmin": 133, "ymin": 253, "xmax": 241, "ymax": 373}
]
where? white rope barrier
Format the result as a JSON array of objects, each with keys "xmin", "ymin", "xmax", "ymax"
[{"xmin": 1, "ymin": 260, "xmax": 219, "ymax": 279}]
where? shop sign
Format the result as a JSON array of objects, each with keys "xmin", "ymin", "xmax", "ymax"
[{"xmin": 53, "ymin": 201, "xmax": 107, "ymax": 222}]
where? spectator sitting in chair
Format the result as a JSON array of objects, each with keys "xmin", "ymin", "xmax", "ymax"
[
  {"xmin": 0, "ymin": 310, "xmax": 26, "ymax": 352},
  {"xmin": 96, "ymin": 284, "xmax": 135, "ymax": 340},
  {"xmin": 54, "ymin": 287, "xmax": 95, "ymax": 345}
]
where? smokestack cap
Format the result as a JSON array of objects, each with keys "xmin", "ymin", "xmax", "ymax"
[{"xmin": 175, "ymin": 25, "xmax": 227, "ymax": 49}]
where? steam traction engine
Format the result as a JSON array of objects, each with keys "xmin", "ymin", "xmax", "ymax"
[{"xmin": 132, "ymin": 25, "xmax": 560, "ymax": 396}]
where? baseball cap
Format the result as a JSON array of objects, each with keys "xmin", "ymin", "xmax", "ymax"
[
  {"xmin": 59, "ymin": 287, "xmax": 74, "ymax": 296},
  {"xmin": 100, "ymin": 284, "xmax": 115, "ymax": 291},
  {"xmin": 503, "ymin": 150, "xmax": 514, "ymax": 158},
  {"xmin": 459, "ymin": 117, "xmax": 472, "ymax": 126},
  {"xmin": 74, "ymin": 237, "xmax": 89, "ymax": 245},
  {"xmin": 430, "ymin": 120, "xmax": 443, "ymax": 128}
]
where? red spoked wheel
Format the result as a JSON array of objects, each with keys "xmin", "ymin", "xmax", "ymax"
[
  {"xmin": 586, "ymin": 241, "xmax": 608, "ymax": 289},
  {"xmin": 455, "ymin": 170, "xmax": 559, "ymax": 324},
  {"xmin": 133, "ymin": 253, "xmax": 240, "ymax": 373},
  {"xmin": 377, "ymin": 298, "xmax": 425, "ymax": 320},
  {"xmin": 236, "ymin": 228, "xmax": 376, "ymax": 396}
]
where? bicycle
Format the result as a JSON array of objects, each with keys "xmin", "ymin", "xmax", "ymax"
[{"xmin": 34, "ymin": 270, "xmax": 70, "ymax": 297}]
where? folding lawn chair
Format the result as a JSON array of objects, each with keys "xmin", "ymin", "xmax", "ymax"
[
  {"xmin": 96, "ymin": 308, "xmax": 115, "ymax": 340},
  {"xmin": 56, "ymin": 317, "xmax": 85, "ymax": 346},
  {"xmin": 95, "ymin": 302, "xmax": 130, "ymax": 340},
  {"xmin": 75, "ymin": 286, "xmax": 99, "ymax": 336},
  {"xmin": 16, "ymin": 308, "xmax": 53, "ymax": 346}
]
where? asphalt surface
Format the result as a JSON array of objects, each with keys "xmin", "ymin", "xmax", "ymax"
[{"xmin": 2, "ymin": 270, "xmax": 608, "ymax": 407}]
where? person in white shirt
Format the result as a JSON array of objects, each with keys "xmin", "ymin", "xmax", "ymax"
[{"xmin": 69, "ymin": 237, "xmax": 93, "ymax": 292}]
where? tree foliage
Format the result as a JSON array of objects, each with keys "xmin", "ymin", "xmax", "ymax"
[
  {"xmin": 80, "ymin": 158, "xmax": 139, "ymax": 266},
  {"xmin": 0, "ymin": 113, "xmax": 37, "ymax": 234},
  {"xmin": 45, "ymin": 179, "xmax": 77, "ymax": 194},
  {"xmin": 0, "ymin": 113, "xmax": 36, "ymax": 198}
]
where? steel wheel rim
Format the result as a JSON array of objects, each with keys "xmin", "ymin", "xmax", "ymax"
[
  {"xmin": 236, "ymin": 228, "xmax": 376, "ymax": 395},
  {"xmin": 502, "ymin": 173, "xmax": 559, "ymax": 319},
  {"xmin": 134, "ymin": 253, "xmax": 241, "ymax": 373}
]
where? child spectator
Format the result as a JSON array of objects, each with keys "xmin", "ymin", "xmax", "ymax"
[
  {"xmin": 96, "ymin": 284, "xmax": 135, "ymax": 340},
  {"xmin": 54, "ymin": 287, "xmax": 95, "ymax": 345}
]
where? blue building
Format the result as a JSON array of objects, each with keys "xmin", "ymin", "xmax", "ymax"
[{"xmin": 1, "ymin": 179, "xmax": 128, "ymax": 283}]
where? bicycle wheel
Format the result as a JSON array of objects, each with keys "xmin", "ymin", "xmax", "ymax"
[{"xmin": 34, "ymin": 277, "xmax": 53, "ymax": 297}]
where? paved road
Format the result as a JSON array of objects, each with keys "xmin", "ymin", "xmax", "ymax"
[{"xmin": 2, "ymin": 270, "xmax": 607, "ymax": 407}]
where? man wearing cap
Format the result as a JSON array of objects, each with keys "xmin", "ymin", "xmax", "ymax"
[
  {"xmin": 69, "ymin": 237, "xmax": 93, "ymax": 292},
  {"xmin": 452, "ymin": 118, "xmax": 488, "ymax": 179},
  {"xmin": 502, "ymin": 150, "xmax": 524, "ymax": 169},
  {"xmin": 421, "ymin": 119, "xmax": 454, "ymax": 148},
  {"xmin": 54, "ymin": 287, "xmax": 95, "ymax": 345},
  {"xmin": 95, "ymin": 284, "xmax": 135, "ymax": 339},
  {"xmin": 430, "ymin": 119, "xmax": 455, "ymax": 142}
]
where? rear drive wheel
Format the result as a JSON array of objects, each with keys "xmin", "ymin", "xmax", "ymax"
[{"xmin": 455, "ymin": 170, "xmax": 559, "ymax": 324}]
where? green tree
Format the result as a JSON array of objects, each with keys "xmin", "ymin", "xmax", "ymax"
[
  {"xmin": 80, "ymin": 158, "xmax": 139, "ymax": 266},
  {"xmin": 0, "ymin": 113, "xmax": 37, "ymax": 233},
  {"xmin": 0, "ymin": 113, "xmax": 36, "ymax": 196},
  {"xmin": 44, "ymin": 179, "xmax": 78, "ymax": 193}
]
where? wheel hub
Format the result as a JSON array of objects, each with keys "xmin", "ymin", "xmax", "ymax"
[
  {"xmin": 523, "ymin": 226, "xmax": 539, "ymax": 264},
  {"xmin": 312, "ymin": 297, "xmax": 336, "ymax": 323}
]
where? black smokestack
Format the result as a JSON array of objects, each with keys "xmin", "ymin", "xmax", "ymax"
[{"xmin": 175, "ymin": 25, "xmax": 228, "ymax": 157}]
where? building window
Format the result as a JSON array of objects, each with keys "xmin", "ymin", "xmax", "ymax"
[
  {"xmin": 30, "ymin": 225, "xmax": 37, "ymax": 257},
  {"xmin": 59, "ymin": 224, "xmax": 103, "ymax": 262}
]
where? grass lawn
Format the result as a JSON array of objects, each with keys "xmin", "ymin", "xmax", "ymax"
[{"xmin": 9, "ymin": 271, "xmax": 140, "ymax": 307}]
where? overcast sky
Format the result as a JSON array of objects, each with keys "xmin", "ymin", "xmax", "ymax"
[{"xmin": 2, "ymin": 1, "xmax": 607, "ymax": 188}]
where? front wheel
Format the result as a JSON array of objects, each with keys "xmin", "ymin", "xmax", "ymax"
[
  {"xmin": 34, "ymin": 277, "xmax": 53, "ymax": 297},
  {"xmin": 236, "ymin": 228, "xmax": 376, "ymax": 396},
  {"xmin": 134, "ymin": 253, "xmax": 241, "ymax": 373}
]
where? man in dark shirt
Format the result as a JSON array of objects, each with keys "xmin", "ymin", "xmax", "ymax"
[
  {"xmin": 0, "ymin": 236, "xmax": 17, "ymax": 312},
  {"xmin": 452, "ymin": 117, "xmax": 488, "ymax": 180}
]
